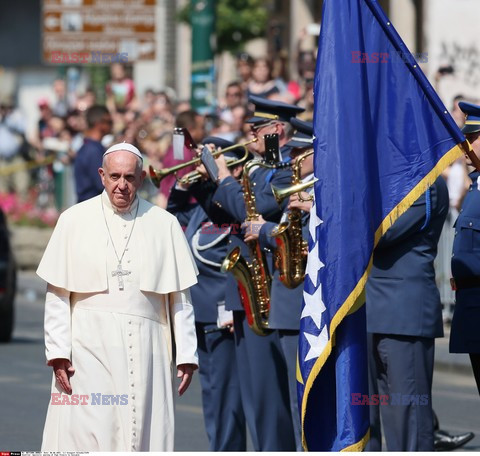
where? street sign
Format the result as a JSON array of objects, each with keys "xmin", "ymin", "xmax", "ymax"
[{"xmin": 42, "ymin": 0, "xmax": 156, "ymax": 64}]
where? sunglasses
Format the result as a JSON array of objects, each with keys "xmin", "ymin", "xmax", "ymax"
[{"xmin": 250, "ymin": 121, "xmax": 277, "ymax": 133}]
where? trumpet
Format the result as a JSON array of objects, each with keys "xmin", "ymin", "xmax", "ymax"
[
  {"xmin": 271, "ymin": 178, "xmax": 317, "ymax": 204},
  {"xmin": 178, "ymin": 147, "xmax": 251, "ymax": 185},
  {"xmin": 271, "ymin": 149, "xmax": 316, "ymax": 203},
  {"xmin": 149, "ymin": 138, "xmax": 257, "ymax": 188}
]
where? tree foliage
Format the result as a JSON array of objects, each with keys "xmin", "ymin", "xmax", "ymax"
[{"xmin": 178, "ymin": 0, "xmax": 269, "ymax": 54}]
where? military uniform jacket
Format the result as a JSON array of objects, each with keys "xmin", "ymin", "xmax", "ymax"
[
  {"xmin": 366, "ymin": 176, "xmax": 449, "ymax": 338},
  {"xmin": 258, "ymin": 210, "xmax": 310, "ymax": 331},
  {"xmin": 183, "ymin": 180, "xmax": 247, "ymax": 313},
  {"xmin": 209, "ymin": 164, "xmax": 292, "ymax": 312},
  {"xmin": 450, "ymin": 171, "xmax": 480, "ymax": 353},
  {"xmin": 168, "ymin": 187, "xmax": 230, "ymax": 323},
  {"xmin": 213, "ymin": 165, "xmax": 291, "ymax": 222}
]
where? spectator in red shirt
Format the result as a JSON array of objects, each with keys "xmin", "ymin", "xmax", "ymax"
[{"xmin": 157, "ymin": 110, "xmax": 205, "ymax": 208}]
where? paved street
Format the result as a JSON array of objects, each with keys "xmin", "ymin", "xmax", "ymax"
[
  {"xmin": 0, "ymin": 272, "xmax": 210, "ymax": 451},
  {"xmin": 0, "ymin": 271, "xmax": 478, "ymax": 451}
]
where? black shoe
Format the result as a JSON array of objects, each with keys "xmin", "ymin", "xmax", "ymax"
[{"xmin": 434, "ymin": 429, "xmax": 475, "ymax": 451}]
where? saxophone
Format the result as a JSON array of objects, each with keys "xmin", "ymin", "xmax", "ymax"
[
  {"xmin": 221, "ymin": 159, "xmax": 286, "ymax": 336},
  {"xmin": 270, "ymin": 149, "xmax": 315, "ymax": 288}
]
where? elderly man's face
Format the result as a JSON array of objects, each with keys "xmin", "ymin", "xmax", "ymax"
[
  {"xmin": 99, "ymin": 150, "xmax": 146, "ymax": 212},
  {"xmin": 249, "ymin": 121, "xmax": 280, "ymax": 156}
]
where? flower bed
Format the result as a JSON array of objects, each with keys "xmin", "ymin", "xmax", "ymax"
[
  {"xmin": 0, "ymin": 193, "xmax": 59, "ymax": 228},
  {"xmin": 0, "ymin": 192, "xmax": 58, "ymax": 270}
]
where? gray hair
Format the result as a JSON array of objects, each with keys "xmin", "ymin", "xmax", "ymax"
[{"xmin": 283, "ymin": 121, "xmax": 294, "ymax": 138}]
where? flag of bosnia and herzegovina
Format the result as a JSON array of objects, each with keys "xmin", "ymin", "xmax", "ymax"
[{"xmin": 297, "ymin": 0, "xmax": 468, "ymax": 451}]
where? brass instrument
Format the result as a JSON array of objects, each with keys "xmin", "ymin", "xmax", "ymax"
[
  {"xmin": 270, "ymin": 149, "xmax": 315, "ymax": 289},
  {"xmin": 271, "ymin": 179, "xmax": 317, "ymax": 204},
  {"xmin": 149, "ymin": 138, "xmax": 257, "ymax": 188},
  {"xmin": 178, "ymin": 150, "xmax": 250, "ymax": 185},
  {"xmin": 221, "ymin": 159, "xmax": 288, "ymax": 336}
]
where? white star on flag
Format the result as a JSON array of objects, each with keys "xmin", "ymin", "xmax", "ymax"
[
  {"xmin": 303, "ymin": 325, "xmax": 329, "ymax": 362},
  {"xmin": 301, "ymin": 284, "xmax": 326, "ymax": 329},
  {"xmin": 305, "ymin": 240, "xmax": 323, "ymax": 286},
  {"xmin": 309, "ymin": 200, "xmax": 323, "ymax": 242}
]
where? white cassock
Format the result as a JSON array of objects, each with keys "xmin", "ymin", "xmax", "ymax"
[{"xmin": 37, "ymin": 191, "xmax": 199, "ymax": 451}]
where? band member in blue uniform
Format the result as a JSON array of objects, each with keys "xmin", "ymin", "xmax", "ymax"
[
  {"xmin": 192, "ymin": 98, "xmax": 305, "ymax": 450},
  {"xmin": 187, "ymin": 183, "xmax": 289, "ymax": 452},
  {"xmin": 242, "ymin": 117, "xmax": 314, "ymax": 450},
  {"xmin": 450, "ymin": 101, "xmax": 480, "ymax": 396},
  {"xmin": 212, "ymin": 95, "xmax": 304, "ymax": 219},
  {"xmin": 366, "ymin": 176, "xmax": 449, "ymax": 451},
  {"xmin": 213, "ymin": 97, "xmax": 305, "ymax": 451},
  {"xmin": 167, "ymin": 137, "xmax": 247, "ymax": 451}
]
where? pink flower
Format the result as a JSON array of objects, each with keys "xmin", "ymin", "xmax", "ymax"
[
  {"xmin": 0, "ymin": 193, "xmax": 17, "ymax": 213},
  {"xmin": 0, "ymin": 192, "xmax": 59, "ymax": 228}
]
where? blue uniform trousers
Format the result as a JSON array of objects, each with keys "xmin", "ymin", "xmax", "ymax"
[
  {"xmin": 278, "ymin": 329, "xmax": 302, "ymax": 451},
  {"xmin": 367, "ymin": 333, "xmax": 435, "ymax": 451},
  {"xmin": 196, "ymin": 321, "xmax": 246, "ymax": 451},
  {"xmin": 233, "ymin": 311, "xmax": 297, "ymax": 451}
]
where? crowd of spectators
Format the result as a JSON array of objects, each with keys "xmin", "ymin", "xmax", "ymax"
[
  {"xmin": 0, "ymin": 50, "xmax": 317, "ymax": 213},
  {"xmin": 1, "ymin": 51, "xmax": 471, "ymax": 226}
]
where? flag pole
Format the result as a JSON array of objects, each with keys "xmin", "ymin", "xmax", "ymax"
[{"xmin": 460, "ymin": 140, "xmax": 480, "ymax": 172}]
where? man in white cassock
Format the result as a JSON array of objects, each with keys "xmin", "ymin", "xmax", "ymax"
[{"xmin": 37, "ymin": 142, "xmax": 199, "ymax": 451}]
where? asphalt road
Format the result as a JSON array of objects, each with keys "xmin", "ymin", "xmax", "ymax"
[
  {"xmin": 0, "ymin": 271, "xmax": 478, "ymax": 451},
  {"xmin": 0, "ymin": 272, "xmax": 210, "ymax": 451}
]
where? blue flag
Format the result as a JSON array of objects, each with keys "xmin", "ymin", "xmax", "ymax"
[{"xmin": 297, "ymin": 0, "xmax": 466, "ymax": 451}]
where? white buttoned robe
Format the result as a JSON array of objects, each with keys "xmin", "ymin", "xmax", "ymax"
[{"xmin": 37, "ymin": 192, "xmax": 199, "ymax": 451}]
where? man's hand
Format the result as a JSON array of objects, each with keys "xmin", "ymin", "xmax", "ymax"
[
  {"xmin": 195, "ymin": 143, "xmax": 217, "ymax": 158},
  {"xmin": 48, "ymin": 358, "xmax": 75, "ymax": 394},
  {"xmin": 195, "ymin": 163, "xmax": 209, "ymax": 180},
  {"xmin": 177, "ymin": 363, "xmax": 197, "ymax": 396},
  {"xmin": 288, "ymin": 192, "xmax": 313, "ymax": 212},
  {"xmin": 215, "ymin": 154, "xmax": 232, "ymax": 181},
  {"xmin": 221, "ymin": 320, "xmax": 234, "ymax": 334},
  {"xmin": 242, "ymin": 215, "xmax": 266, "ymax": 242},
  {"xmin": 194, "ymin": 144, "xmax": 211, "ymax": 181}
]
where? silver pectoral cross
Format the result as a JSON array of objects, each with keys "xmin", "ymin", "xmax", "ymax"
[{"xmin": 112, "ymin": 263, "xmax": 131, "ymax": 291}]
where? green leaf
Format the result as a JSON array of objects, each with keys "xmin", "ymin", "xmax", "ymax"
[{"xmin": 178, "ymin": 0, "xmax": 268, "ymax": 54}]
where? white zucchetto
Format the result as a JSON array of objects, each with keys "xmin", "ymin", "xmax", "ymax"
[{"xmin": 103, "ymin": 142, "xmax": 143, "ymax": 161}]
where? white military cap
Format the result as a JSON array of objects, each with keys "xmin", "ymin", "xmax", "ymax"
[{"xmin": 103, "ymin": 142, "xmax": 143, "ymax": 161}]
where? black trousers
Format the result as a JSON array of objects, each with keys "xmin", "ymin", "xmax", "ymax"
[
  {"xmin": 196, "ymin": 321, "xmax": 246, "ymax": 451},
  {"xmin": 232, "ymin": 311, "xmax": 296, "ymax": 451},
  {"xmin": 367, "ymin": 333, "xmax": 435, "ymax": 451},
  {"xmin": 470, "ymin": 353, "xmax": 480, "ymax": 396}
]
